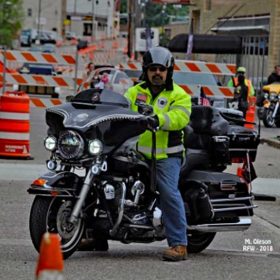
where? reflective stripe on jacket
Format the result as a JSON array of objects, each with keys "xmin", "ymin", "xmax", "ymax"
[{"xmin": 124, "ymin": 82, "xmax": 192, "ymax": 159}]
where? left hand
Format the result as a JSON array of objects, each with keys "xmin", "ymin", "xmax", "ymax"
[{"xmin": 146, "ymin": 115, "xmax": 159, "ymax": 131}]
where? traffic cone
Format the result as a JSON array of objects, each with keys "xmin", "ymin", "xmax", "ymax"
[
  {"xmin": 245, "ymin": 96, "xmax": 256, "ymax": 129},
  {"xmin": 35, "ymin": 232, "xmax": 64, "ymax": 280}
]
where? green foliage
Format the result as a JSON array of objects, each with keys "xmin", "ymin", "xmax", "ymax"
[
  {"xmin": 145, "ymin": 3, "xmax": 188, "ymax": 27},
  {"xmin": 0, "ymin": 0, "xmax": 24, "ymax": 48}
]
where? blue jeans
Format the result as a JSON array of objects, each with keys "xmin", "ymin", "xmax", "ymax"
[{"xmin": 156, "ymin": 157, "xmax": 187, "ymax": 247}]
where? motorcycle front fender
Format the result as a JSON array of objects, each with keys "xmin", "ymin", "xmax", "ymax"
[{"xmin": 27, "ymin": 171, "xmax": 83, "ymax": 196}]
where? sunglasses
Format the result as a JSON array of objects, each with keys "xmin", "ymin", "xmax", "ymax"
[{"xmin": 148, "ymin": 66, "xmax": 167, "ymax": 72}]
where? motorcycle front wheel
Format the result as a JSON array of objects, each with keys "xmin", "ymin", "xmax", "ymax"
[
  {"xmin": 187, "ymin": 231, "xmax": 216, "ymax": 253},
  {"xmin": 263, "ymin": 108, "xmax": 275, "ymax": 127},
  {"xmin": 29, "ymin": 196, "xmax": 84, "ymax": 259}
]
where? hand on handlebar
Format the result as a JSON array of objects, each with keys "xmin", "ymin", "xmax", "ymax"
[{"xmin": 146, "ymin": 115, "xmax": 159, "ymax": 131}]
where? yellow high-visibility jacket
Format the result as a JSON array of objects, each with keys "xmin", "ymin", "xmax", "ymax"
[{"xmin": 124, "ymin": 82, "xmax": 192, "ymax": 159}]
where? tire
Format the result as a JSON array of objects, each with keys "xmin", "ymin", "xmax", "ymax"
[
  {"xmin": 187, "ymin": 231, "xmax": 216, "ymax": 253},
  {"xmin": 263, "ymin": 108, "xmax": 275, "ymax": 128},
  {"xmin": 29, "ymin": 196, "xmax": 84, "ymax": 259}
]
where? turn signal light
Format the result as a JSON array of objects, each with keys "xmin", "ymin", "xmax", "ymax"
[{"xmin": 32, "ymin": 178, "xmax": 47, "ymax": 186}]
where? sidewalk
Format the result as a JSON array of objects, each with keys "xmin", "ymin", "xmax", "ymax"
[{"xmin": 261, "ymin": 135, "xmax": 280, "ymax": 149}]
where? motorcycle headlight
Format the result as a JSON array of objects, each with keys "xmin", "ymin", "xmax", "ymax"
[
  {"xmin": 44, "ymin": 136, "xmax": 57, "ymax": 151},
  {"xmin": 58, "ymin": 130, "xmax": 84, "ymax": 159},
  {"xmin": 264, "ymin": 93, "xmax": 269, "ymax": 99},
  {"xmin": 88, "ymin": 139, "xmax": 103, "ymax": 155},
  {"xmin": 269, "ymin": 93, "xmax": 277, "ymax": 101}
]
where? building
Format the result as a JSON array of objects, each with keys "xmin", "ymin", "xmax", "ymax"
[
  {"xmin": 22, "ymin": 0, "xmax": 66, "ymax": 36},
  {"xmin": 21, "ymin": 0, "xmax": 119, "ymax": 40},
  {"xmin": 188, "ymin": 0, "xmax": 280, "ymax": 80}
]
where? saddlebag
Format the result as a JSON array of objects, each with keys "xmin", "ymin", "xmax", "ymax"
[
  {"xmin": 183, "ymin": 180, "xmax": 214, "ymax": 224},
  {"xmin": 227, "ymin": 125, "xmax": 260, "ymax": 162}
]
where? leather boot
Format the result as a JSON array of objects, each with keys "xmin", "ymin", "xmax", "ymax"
[{"xmin": 162, "ymin": 245, "xmax": 187, "ymax": 261}]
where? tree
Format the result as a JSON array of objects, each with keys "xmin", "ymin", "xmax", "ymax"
[{"xmin": 0, "ymin": 0, "xmax": 24, "ymax": 48}]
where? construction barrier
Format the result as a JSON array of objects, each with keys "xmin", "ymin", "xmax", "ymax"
[
  {"xmin": 0, "ymin": 72, "xmax": 83, "ymax": 89},
  {"xmin": 35, "ymin": 232, "xmax": 64, "ymax": 280},
  {"xmin": 0, "ymin": 50, "xmax": 76, "ymax": 66},
  {"xmin": 0, "ymin": 91, "xmax": 31, "ymax": 158},
  {"xmin": 119, "ymin": 60, "xmax": 236, "ymax": 98},
  {"xmin": 119, "ymin": 60, "xmax": 236, "ymax": 75},
  {"xmin": 245, "ymin": 96, "xmax": 257, "ymax": 129}
]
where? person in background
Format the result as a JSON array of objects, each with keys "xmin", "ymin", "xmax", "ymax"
[
  {"xmin": 227, "ymin": 66, "xmax": 255, "ymax": 116},
  {"xmin": 125, "ymin": 46, "xmax": 192, "ymax": 261},
  {"xmin": 82, "ymin": 62, "xmax": 99, "ymax": 88},
  {"xmin": 267, "ymin": 65, "xmax": 280, "ymax": 84}
]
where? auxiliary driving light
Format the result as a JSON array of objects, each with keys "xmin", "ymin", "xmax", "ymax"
[
  {"xmin": 44, "ymin": 136, "xmax": 57, "ymax": 151},
  {"xmin": 88, "ymin": 139, "xmax": 103, "ymax": 155}
]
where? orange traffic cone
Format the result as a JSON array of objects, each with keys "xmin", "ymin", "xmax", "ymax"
[
  {"xmin": 35, "ymin": 233, "xmax": 64, "ymax": 280},
  {"xmin": 245, "ymin": 96, "xmax": 256, "ymax": 129}
]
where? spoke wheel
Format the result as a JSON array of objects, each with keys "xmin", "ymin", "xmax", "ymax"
[
  {"xmin": 263, "ymin": 109, "xmax": 275, "ymax": 127},
  {"xmin": 29, "ymin": 196, "xmax": 84, "ymax": 259}
]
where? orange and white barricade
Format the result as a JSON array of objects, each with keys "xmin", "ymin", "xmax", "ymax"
[
  {"xmin": 119, "ymin": 60, "xmax": 236, "ymax": 99},
  {"xmin": 0, "ymin": 91, "xmax": 31, "ymax": 158}
]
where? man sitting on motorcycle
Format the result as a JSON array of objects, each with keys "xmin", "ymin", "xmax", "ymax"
[
  {"xmin": 124, "ymin": 46, "xmax": 192, "ymax": 261},
  {"xmin": 227, "ymin": 66, "xmax": 255, "ymax": 117}
]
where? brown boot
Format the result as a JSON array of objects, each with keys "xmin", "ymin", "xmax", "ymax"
[{"xmin": 162, "ymin": 245, "xmax": 188, "ymax": 261}]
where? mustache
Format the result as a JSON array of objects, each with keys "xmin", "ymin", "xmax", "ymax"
[{"xmin": 152, "ymin": 75, "xmax": 163, "ymax": 79}]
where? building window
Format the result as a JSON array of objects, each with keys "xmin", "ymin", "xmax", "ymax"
[
  {"xmin": 27, "ymin": 8, "xmax": 32, "ymax": 17},
  {"xmin": 206, "ymin": 0, "xmax": 211, "ymax": 11}
]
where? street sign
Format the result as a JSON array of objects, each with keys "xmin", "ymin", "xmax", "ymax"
[{"xmin": 135, "ymin": 28, "xmax": 159, "ymax": 52}]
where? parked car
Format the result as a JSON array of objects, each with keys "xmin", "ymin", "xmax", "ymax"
[
  {"xmin": 15, "ymin": 63, "xmax": 60, "ymax": 98},
  {"xmin": 79, "ymin": 67, "xmax": 133, "ymax": 95}
]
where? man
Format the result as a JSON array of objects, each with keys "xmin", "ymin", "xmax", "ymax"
[
  {"xmin": 124, "ymin": 46, "xmax": 192, "ymax": 261},
  {"xmin": 267, "ymin": 65, "xmax": 280, "ymax": 84},
  {"xmin": 227, "ymin": 66, "xmax": 255, "ymax": 116}
]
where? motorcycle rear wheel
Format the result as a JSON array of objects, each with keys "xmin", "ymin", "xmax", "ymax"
[
  {"xmin": 29, "ymin": 196, "xmax": 84, "ymax": 259},
  {"xmin": 263, "ymin": 108, "xmax": 275, "ymax": 127},
  {"xmin": 187, "ymin": 231, "xmax": 216, "ymax": 253}
]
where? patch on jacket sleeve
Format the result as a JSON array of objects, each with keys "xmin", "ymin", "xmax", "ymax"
[
  {"xmin": 135, "ymin": 93, "xmax": 147, "ymax": 105},
  {"xmin": 157, "ymin": 97, "xmax": 168, "ymax": 109}
]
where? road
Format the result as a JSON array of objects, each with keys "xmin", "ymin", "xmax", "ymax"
[{"xmin": 0, "ymin": 107, "xmax": 279, "ymax": 280}]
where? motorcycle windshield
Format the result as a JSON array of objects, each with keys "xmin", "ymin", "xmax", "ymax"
[{"xmin": 46, "ymin": 89, "xmax": 147, "ymax": 152}]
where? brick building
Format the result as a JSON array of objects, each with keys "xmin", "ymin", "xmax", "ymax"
[{"xmin": 188, "ymin": 0, "xmax": 280, "ymax": 79}]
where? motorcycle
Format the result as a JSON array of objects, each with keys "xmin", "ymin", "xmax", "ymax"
[
  {"xmin": 28, "ymin": 88, "xmax": 260, "ymax": 259},
  {"xmin": 261, "ymin": 82, "xmax": 280, "ymax": 128}
]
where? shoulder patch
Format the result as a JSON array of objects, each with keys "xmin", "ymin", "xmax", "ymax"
[{"xmin": 157, "ymin": 97, "xmax": 168, "ymax": 108}]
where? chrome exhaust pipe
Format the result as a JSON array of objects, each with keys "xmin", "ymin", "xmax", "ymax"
[{"xmin": 188, "ymin": 217, "xmax": 252, "ymax": 232}]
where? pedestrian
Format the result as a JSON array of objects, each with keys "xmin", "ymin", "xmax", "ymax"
[
  {"xmin": 124, "ymin": 46, "xmax": 192, "ymax": 261},
  {"xmin": 82, "ymin": 62, "xmax": 98, "ymax": 88},
  {"xmin": 227, "ymin": 66, "xmax": 255, "ymax": 116},
  {"xmin": 267, "ymin": 64, "xmax": 280, "ymax": 84}
]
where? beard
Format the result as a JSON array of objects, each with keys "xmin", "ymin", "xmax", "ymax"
[{"xmin": 150, "ymin": 75, "xmax": 165, "ymax": 86}]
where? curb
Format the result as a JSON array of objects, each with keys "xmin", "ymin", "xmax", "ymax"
[{"xmin": 260, "ymin": 138, "xmax": 280, "ymax": 149}]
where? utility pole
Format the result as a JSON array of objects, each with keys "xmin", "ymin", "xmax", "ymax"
[
  {"xmin": 91, "ymin": 0, "xmax": 95, "ymax": 42},
  {"xmin": 36, "ymin": 0, "xmax": 42, "ymax": 43},
  {"xmin": 127, "ymin": 0, "xmax": 136, "ymax": 59}
]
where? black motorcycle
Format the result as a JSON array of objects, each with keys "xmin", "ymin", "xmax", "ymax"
[{"xmin": 28, "ymin": 89, "xmax": 260, "ymax": 259}]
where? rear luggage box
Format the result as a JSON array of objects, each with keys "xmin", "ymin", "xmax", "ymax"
[{"xmin": 227, "ymin": 126, "xmax": 260, "ymax": 162}]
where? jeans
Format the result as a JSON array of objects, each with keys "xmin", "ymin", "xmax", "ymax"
[{"xmin": 156, "ymin": 157, "xmax": 187, "ymax": 247}]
